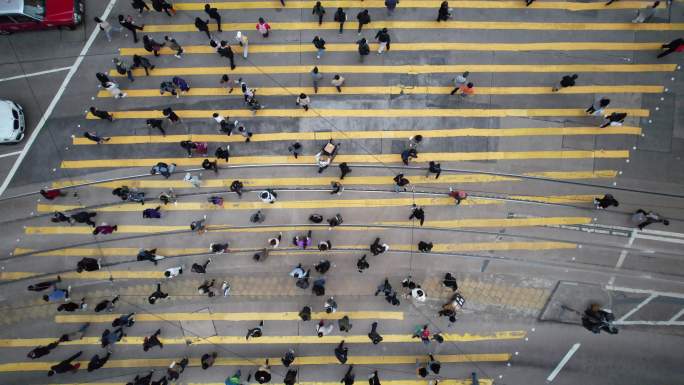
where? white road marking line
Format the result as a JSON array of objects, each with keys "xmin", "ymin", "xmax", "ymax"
[
  {"xmin": 668, "ymin": 308, "xmax": 684, "ymax": 322},
  {"xmin": 546, "ymin": 343, "xmax": 581, "ymax": 382},
  {"xmin": 641, "ymin": 229, "xmax": 684, "ymax": 239},
  {"xmin": 0, "ymin": 66, "xmax": 71, "ymax": 83},
  {"xmin": 0, "ymin": 151, "xmax": 21, "ymax": 159},
  {"xmin": 0, "ymin": 0, "xmax": 119, "ymax": 198},
  {"xmin": 635, "ymin": 233, "xmax": 684, "ymax": 245},
  {"xmin": 615, "ymin": 229, "xmax": 636, "ymax": 269},
  {"xmin": 606, "ymin": 285, "xmax": 684, "ymax": 299},
  {"xmin": 617, "ymin": 293, "xmax": 657, "ymax": 322},
  {"xmin": 615, "ymin": 320, "xmax": 684, "ymax": 326}
]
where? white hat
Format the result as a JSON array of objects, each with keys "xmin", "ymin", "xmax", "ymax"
[{"xmin": 236, "ymin": 31, "xmax": 242, "ymax": 39}]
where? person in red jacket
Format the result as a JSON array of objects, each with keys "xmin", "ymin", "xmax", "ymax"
[
  {"xmin": 657, "ymin": 38, "xmax": 683, "ymax": 59},
  {"xmin": 256, "ymin": 17, "xmax": 271, "ymax": 37},
  {"xmin": 40, "ymin": 189, "xmax": 67, "ymax": 200}
]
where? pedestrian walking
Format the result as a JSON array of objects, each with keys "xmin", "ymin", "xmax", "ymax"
[
  {"xmin": 443, "ymin": 272, "xmax": 458, "ymax": 291},
  {"xmin": 132, "ymin": 54, "xmax": 155, "ymax": 75},
  {"xmin": 96, "ymin": 71, "xmax": 111, "ymax": 87},
  {"xmin": 101, "ymin": 328, "xmax": 124, "ymax": 348},
  {"xmin": 164, "ymin": 36, "xmax": 184, "ymax": 58},
  {"xmin": 385, "ymin": 0, "xmax": 398, "ymax": 15},
  {"xmin": 401, "ymin": 148, "xmax": 418, "ymax": 165},
  {"xmin": 309, "ymin": 66, "xmax": 324, "ymax": 93},
  {"xmin": 586, "ymin": 97, "xmax": 610, "ymax": 116},
  {"xmin": 632, "ymin": 209, "xmax": 669, "ymax": 230},
  {"xmin": 657, "ymin": 37, "xmax": 684, "ymax": 58},
  {"xmin": 104, "ymin": 81, "xmax": 127, "ymax": 98},
  {"xmin": 594, "ymin": 194, "xmax": 619, "ymax": 209},
  {"xmin": 428, "ymin": 355, "xmax": 441, "ymax": 374},
  {"xmin": 113, "ymin": 58, "xmax": 134, "ymax": 82},
  {"xmin": 449, "ymin": 71, "xmax": 469, "ymax": 94},
  {"xmin": 57, "ymin": 298, "xmax": 87, "ymax": 312},
  {"xmin": 70, "ymin": 211, "xmax": 97, "ymax": 227},
  {"xmin": 47, "ymin": 351, "xmax": 82, "ymax": 376},
  {"xmin": 143, "ymin": 35, "xmax": 165, "ymax": 56},
  {"xmin": 525, "ymin": 0, "xmax": 535, "ymax": 6},
  {"xmin": 256, "ymin": 17, "xmax": 271, "ymax": 37},
  {"xmin": 296, "ymin": 93, "xmax": 311, "ymax": 111},
  {"xmin": 355, "ymin": 37, "xmax": 370, "ymax": 62},
  {"xmin": 201, "ymin": 159, "xmax": 218, "ymax": 174},
  {"xmin": 330, "ymin": 182, "xmax": 343, "ymax": 196},
  {"xmin": 42, "ymin": 284, "xmax": 71, "ymax": 303},
  {"xmin": 408, "ymin": 134, "xmax": 422, "ymax": 148},
  {"xmin": 393, "ymin": 173, "xmax": 410, "ymax": 192},
  {"xmin": 312, "ymin": 36, "xmax": 326, "ymax": 59},
  {"xmin": 28, "ymin": 341, "xmax": 60, "ymax": 359},
  {"xmin": 210, "ymin": 242, "xmax": 229, "ymax": 254},
  {"xmin": 236, "ymin": 31, "xmax": 249, "ymax": 58},
  {"xmin": 199, "ymin": 352, "xmax": 218, "ymax": 370},
  {"xmin": 220, "ymin": 74, "xmax": 237, "ymax": 93},
  {"xmin": 448, "ymin": 187, "xmax": 468, "ymax": 205},
  {"xmin": 633, "ymin": 1, "xmax": 659, "ymax": 22},
  {"xmin": 418, "ymin": 241, "xmax": 433, "ymax": 252},
  {"xmin": 289, "ymin": 142, "xmax": 302, "ymax": 158},
  {"xmin": 316, "ymin": 320, "xmax": 334, "ymax": 336},
  {"xmin": 51, "ymin": 211, "xmax": 72, "ymax": 224},
  {"xmin": 318, "ymin": 240, "xmax": 332, "ymax": 251},
  {"xmin": 163, "ymin": 108, "xmax": 181, "ymax": 124},
  {"xmin": 259, "ymin": 189, "xmax": 278, "ymax": 203},
  {"xmin": 59, "ymin": 323, "xmax": 89, "ymax": 342},
  {"xmin": 368, "ymin": 322, "xmax": 383, "ymax": 344},
  {"xmin": 184, "ymin": 172, "xmax": 202, "ymax": 188},
  {"xmin": 160, "ymin": 80, "xmax": 178, "ymax": 97},
  {"xmin": 152, "ymin": 0, "xmax": 175, "ymax": 16},
  {"xmin": 331, "ymin": 74, "xmax": 345, "ymax": 92},
  {"xmin": 131, "ymin": 0, "xmax": 150, "ymax": 13},
  {"xmin": 40, "ymin": 188, "xmax": 67, "ymax": 200},
  {"xmin": 95, "ymin": 17, "xmax": 122, "ymax": 42},
  {"xmin": 370, "ymin": 237, "xmax": 389, "ymax": 255},
  {"xmin": 427, "ymin": 161, "xmax": 441, "ymax": 179},
  {"xmin": 282, "ymin": 349, "xmax": 296, "ymax": 366},
  {"xmin": 552, "ymin": 74, "xmax": 578, "ymax": 92},
  {"xmin": 94, "ymin": 295, "xmax": 120, "ymax": 312},
  {"xmin": 192, "ymin": 258, "xmax": 212, "ymax": 273},
  {"xmin": 236, "ymin": 123, "xmax": 253, "ymax": 142},
  {"xmin": 313, "ymin": 277, "xmax": 326, "ymax": 295},
  {"xmin": 167, "ymin": 358, "xmax": 188, "ymax": 381},
  {"xmin": 150, "ymin": 162, "xmax": 176, "ymax": 178},
  {"xmin": 148, "ymin": 283, "xmax": 169, "ymax": 304},
  {"xmin": 28, "ymin": 276, "xmax": 62, "ymax": 292},
  {"xmin": 137, "ymin": 248, "xmax": 165, "ymax": 264},
  {"xmin": 325, "ymin": 296, "xmax": 338, "ymax": 313},
  {"xmin": 86, "ymin": 351, "xmax": 110, "ymax": 372},
  {"xmin": 375, "ymin": 278, "xmax": 393, "ymax": 296},
  {"xmin": 335, "ymin": 340, "xmax": 348, "ymax": 363},
  {"xmin": 313, "ymin": 1, "xmax": 326, "ymax": 24},
  {"xmin": 118, "ymin": 15, "xmax": 144, "ymax": 43},
  {"xmin": 142, "ymin": 206, "xmax": 162, "ymax": 219},
  {"xmin": 334, "ymin": 7, "xmax": 346, "ymax": 33},
  {"xmin": 375, "ymin": 28, "xmax": 391, "ymax": 54},
  {"xmin": 357, "ymin": 9, "xmax": 370, "ymax": 34},
  {"xmin": 409, "ymin": 205, "xmax": 425, "ymax": 226},
  {"xmin": 195, "ymin": 17, "xmax": 211, "ymax": 39},
  {"xmin": 89, "ymin": 106, "xmax": 113, "ymax": 121},
  {"xmin": 198, "ymin": 279, "xmax": 217, "ymax": 297},
  {"xmin": 437, "ymin": 1, "xmax": 451, "ymax": 21},
  {"xmin": 76, "ymin": 257, "xmax": 101, "ymax": 273},
  {"xmin": 83, "ymin": 131, "xmax": 110, "ymax": 144},
  {"xmin": 357, "ymin": 254, "xmax": 369, "ymax": 272},
  {"xmin": 205, "ymin": 4, "xmax": 222, "ymax": 31},
  {"xmin": 216, "ymin": 145, "xmax": 231, "ymax": 162},
  {"xmin": 255, "ymin": 360, "xmax": 272, "ymax": 383},
  {"xmin": 93, "ymin": 223, "xmax": 118, "ymax": 235},
  {"xmin": 413, "ymin": 324, "xmax": 431, "ymax": 343},
  {"xmin": 162, "ymin": 264, "xmax": 183, "ymax": 278},
  {"xmin": 341, "ymin": 365, "xmax": 355, "ymax": 385},
  {"xmin": 129, "ymin": 371, "xmax": 154, "ymax": 385},
  {"xmin": 217, "ymin": 41, "xmax": 236, "ymax": 69},
  {"xmin": 338, "ymin": 162, "xmax": 352, "ymax": 179},
  {"xmin": 143, "ymin": 329, "xmax": 163, "ymax": 351},
  {"xmin": 452, "ymin": 81, "xmax": 474, "ymax": 97},
  {"xmin": 112, "ymin": 312, "xmax": 135, "ymax": 328},
  {"xmin": 246, "ymin": 321, "xmax": 264, "ymax": 339},
  {"xmin": 600, "ymin": 112, "xmax": 627, "ymax": 127}
]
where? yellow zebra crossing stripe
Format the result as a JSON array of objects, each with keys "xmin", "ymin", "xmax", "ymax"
[
  {"xmin": 23, "ymin": 217, "xmax": 593, "ymax": 235},
  {"xmin": 35, "ymin": 195, "xmax": 596, "ymax": 213},
  {"xmin": 0, "ymin": 330, "xmax": 526, "ymax": 347},
  {"xmin": 0, "ymin": 354, "xmax": 510, "ymax": 372},
  {"xmin": 171, "ymin": 0, "xmax": 665, "ymax": 11},
  {"xmin": 60, "ymin": 151, "xmax": 631, "ymax": 169},
  {"xmin": 73, "ymin": 127, "xmax": 643, "ymax": 145},
  {"xmin": 113, "ymin": 64, "xmax": 677, "ymax": 77},
  {"xmin": 16, "ymin": 241, "xmax": 576, "ymax": 259},
  {"xmin": 142, "ymin": 20, "xmax": 684, "ymax": 33},
  {"xmin": 50, "ymin": 170, "xmax": 619, "ymax": 189},
  {"xmin": 119, "ymin": 42, "xmax": 662, "ymax": 56},
  {"xmin": 96, "ymin": 85, "xmax": 664, "ymax": 98},
  {"xmin": 54, "ymin": 311, "xmax": 404, "ymax": 323}
]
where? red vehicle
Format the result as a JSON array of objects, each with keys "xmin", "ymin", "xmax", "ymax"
[{"xmin": 0, "ymin": 0, "xmax": 84, "ymax": 35}]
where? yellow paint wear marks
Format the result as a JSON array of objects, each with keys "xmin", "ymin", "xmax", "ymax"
[
  {"xmin": 143, "ymin": 20, "xmax": 684, "ymax": 32},
  {"xmin": 55, "ymin": 311, "xmax": 402, "ymax": 323},
  {"xmin": 51, "ymin": 170, "xmax": 618, "ymax": 190},
  {"xmin": 0, "ymin": 354, "xmax": 509, "ymax": 372},
  {"xmin": 89, "ymin": 108, "xmax": 649, "ymax": 120},
  {"xmin": 96, "ymin": 85, "xmax": 664, "ymax": 98},
  {"xmin": 13, "ymin": 247, "xmax": 206, "ymax": 257},
  {"xmin": 37, "ymin": 196, "xmax": 502, "ymax": 213},
  {"xmin": 0, "ymin": 270, "xmax": 164, "ymax": 280},
  {"xmin": 379, "ymin": 217, "xmax": 593, "ymax": 228},
  {"xmin": 115, "ymin": 64, "xmax": 677, "ymax": 76},
  {"xmin": 24, "ymin": 218, "xmax": 590, "ymax": 235},
  {"xmin": 0, "ymin": 330, "xmax": 525, "ymax": 347},
  {"xmin": 119, "ymin": 42, "xmax": 662, "ymax": 56},
  {"xmin": 73, "ymin": 126, "xmax": 643, "ymax": 145},
  {"xmin": 60, "ymin": 150, "xmax": 631, "ymax": 169},
  {"xmin": 172, "ymin": 0, "xmax": 665, "ymax": 11}
]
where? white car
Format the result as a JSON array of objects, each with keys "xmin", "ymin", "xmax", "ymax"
[{"xmin": 0, "ymin": 99, "xmax": 25, "ymax": 144}]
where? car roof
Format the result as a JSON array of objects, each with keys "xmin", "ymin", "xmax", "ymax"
[{"xmin": 0, "ymin": 0, "xmax": 24, "ymax": 15}]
